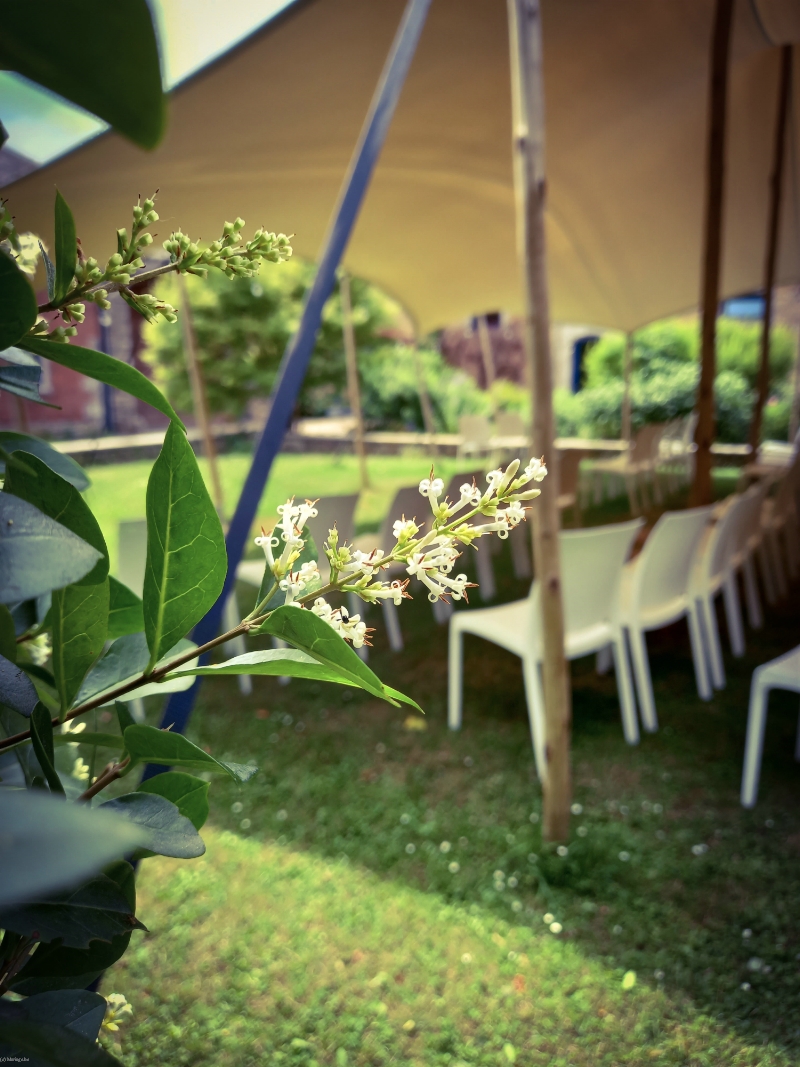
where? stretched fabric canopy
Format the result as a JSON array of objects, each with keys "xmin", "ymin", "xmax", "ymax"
[{"xmin": 6, "ymin": 0, "xmax": 800, "ymax": 333}]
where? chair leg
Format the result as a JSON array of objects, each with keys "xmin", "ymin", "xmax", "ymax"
[
  {"xmin": 628, "ymin": 626, "xmax": 658, "ymax": 732},
  {"xmin": 474, "ymin": 543, "xmax": 496, "ymax": 602},
  {"xmin": 522, "ymin": 654, "xmax": 548, "ymax": 781},
  {"xmin": 431, "ymin": 597, "xmax": 453, "ymax": 626},
  {"xmin": 624, "ymin": 473, "xmax": 639, "ymax": 517},
  {"xmin": 742, "ymin": 556, "xmax": 763, "ymax": 630},
  {"xmin": 510, "ymin": 523, "xmax": 532, "ymax": 579},
  {"xmin": 698, "ymin": 594, "xmax": 725, "ymax": 690},
  {"xmin": 611, "ymin": 631, "xmax": 639, "ymax": 745},
  {"xmin": 447, "ymin": 623, "xmax": 464, "ymax": 730},
  {"xmin": 768, "ymin": 528, "xmax": 788, "ymax": 598},
  {"xmin": 722, "ymin": 574, "xmax": 745, "ymax": 657},
  {"xmin": 757, "ymin": 540, "xmax": 778, "ymax": 605},
  {"xmin": 795, "ymin": 700, "xmax": 800, "ymax": 763},
  {"xmin": 740, "ymin": 674, "xmax": 770, "ymax": 808},
  {"xmin": 784, "ymin": 516, "xmax": 799, "ymax": 577},
  {"xmin": 687, "ymin": 604, "xmax": 714, "ymax": 700},
  {"xmin": 381, "ymin": 599, "xmax": 404, "ymax": 652}
]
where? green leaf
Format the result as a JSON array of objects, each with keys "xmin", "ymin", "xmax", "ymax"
[
  {"xmin": 124, "ymin": 723, "xmax": 257, "ymax": 782},
  {"xmin": 0, "ymin": 0, "xmax": 165, "ymax": 149},
  {"xmin": 256, "ymin": 606, "xmax": 422, "ymax": 710},
  {"xmin": 137, "ymin": 770, "xmax": 210, "ymax": 830},
  {"xmin": 17, "ymin": 990, "xmax": 106, "ymax": 1042},
  {"xmin": 51, "ymin": 579, "xmax": 109, "ymax": 712},
  {"xmin": 52, "ymin": 731, "xmax": 124, "ymax": 751},
  {"xmin": 0, "ymin": 495, "xmax": 100, "ymax": 606},
  {"xmin": 0, "ymin": 1007, "xmax": 123, "ymax": 1067},
  {"xmin": 53, "ymin": 191, "xmax": 77, "ymax": 304},
  {"xmin": 73, "ymin": 632, "xmax": 196, "ymax": 709},
  {"xmin": 143, "ymin": 422, "xmax": 226, "ymax": 668},
  {"xmin": 171, "ymin": 647, "xmax": 362, "ymax": 687},
  {"xmin": 30, "ymin": 702, "xmax": 65, "ymax": 795},
  {"xmin": 0, "ymin": 430, "xmax": 90, "ymax": 490},
  {"xmin": 4, "ymin": 452, "xmax": 108, "ymax": 583},
  {"xmin": 115, "ymin": 701, "xmax": 136, "ymax": 738},
  {"xmin": 0, "ymin": 358, "xmax": 54, "ymax": 406},
  {"xmin": 20, "ymin": 337, "xmax": 185, "ymax": 428},
  {"xmin": 0, "ymin": 603, "xmax": 16, "ymax": 661},
  {"xmin": 11, "ymin": 863, "xmax": 135, "ymax": 996},
  {"xmin": 100, "ymin": 792, "xmax": 205, "ymax": 859},
  {"xmin": 20, "ymin": 661, "xmax": 57, "ymax": 691},
  {"xmin": 107, "ymin": 576, "xmax": 144, "ymax": 639},
  {"xmin": 41, "ymin": 241, "xmax": 56, "ymax": 302},
  {"xmin": 0, "ymin": 790, "xmax": 147, "ymax": 908},
  {"xmin": 0, "ymin": 873, "xmax": 146, "ymax": 948},
  {"xmin": 0, "ymin": 651, "xmax": 37, "ymax": 714},
  {"xmin": 0, "ymin": 249, "xmax": 37, "ymax": 350}
]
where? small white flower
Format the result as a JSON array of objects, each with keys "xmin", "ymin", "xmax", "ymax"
[
  {"xmin": 543, "ymin": 912, "xmax": 554, "ymax": 924},
  {"xmin": 529, "ymin": 812, "xmax": 540, "ymax": 823},
  {"xmin": 405, "ymin": 843, "xmax": 416, "ymax": 855},
  {"xmin": 507, "ymin": 876, "xmax": 518, "ymax": 888},
  {"xmin": 618, "ymin": 851, "xmax": 630, "ymax": 862},
  {"xmin": 570, "ymin": 803, "xmax": 583, "ymax": 815},
  {"xmin": 418, "ymin": 476, "xmax": 444, "ymax": 504},
  {"xmin": 448, "ymin": 861, "xmax": 460, "ymax": 873},
  {"xmin": 231, "ymin": 801, "xmax": 243, "ymax": 814},
  {"xmin": 439, "ymin": 841, "xmax": 451, "ymax": 853},
  {"xmin": 556, "ymin": 845, "xmax": 568, "ymax": 857},
  {"xmin": 742, "ymin": 928, "xmax": 753, "ymax": 939},
  {"xmin": 577, "ymin": 825, "xmax": 588, "ymax": 837},
  {"xmin": 102, "ymin": 993, "xmax": 133, "ymax": 1033},
  {"xmin": 549, "ymin": 921, "xmax": 563, "ymax": 934},
  {"xmin": 653, "ymin": 969, "xmax": 665, "ymax": 981},
  {"xmin": 523, "ymin": 457, "xmax": 548, "ymax": 482},
  {"xmin": 71, "ymin": 757, "xmax": 89, "ymax": 782},
  {"xmin": 691, "ymin": 843, "xmax": 708, "ymax": 856},
  {"xmin": 512, "ymin": 900, "xmax": 523, "ymax": 913},
  {"xmin": 740, "ymin": 981, "xmax": 751, "ymax": 991},
  {"xmin": 400, "ymin": 813, "xmax": 411, "ymax": 825},
  {"xmin": 392, "ymin": 518, "xmax": 419, "ymax": 541},
  {"xmin": 461, "ymin": 952, "xmax": 472, "ymax": 964}
]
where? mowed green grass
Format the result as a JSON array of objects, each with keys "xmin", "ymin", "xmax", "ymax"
[
  {"xmin": 89, "ymin": 459, "xmax": 800, "ymax": 1066},
  {"xmin": 83, "ymin": 451, "xmax": 466, "ymax": 575}
]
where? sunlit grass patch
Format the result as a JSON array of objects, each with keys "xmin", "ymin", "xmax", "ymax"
[{"xmin": 106, "ymin": 830, "xmax": 792, "ymax": 1066}]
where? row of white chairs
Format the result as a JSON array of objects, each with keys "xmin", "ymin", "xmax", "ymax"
[{"xmin": 449, "ymin": 453, "xmax": 800, "ymax": 785}]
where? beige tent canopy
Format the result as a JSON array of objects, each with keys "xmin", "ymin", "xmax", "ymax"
[{"xmin": 6, "ymin": 0, "xmax": 800, "ymax": 334}]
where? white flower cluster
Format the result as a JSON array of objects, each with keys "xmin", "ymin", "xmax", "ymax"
[{"xmin": 251, "ymin": 457, "xmax": 547, "ymax": 645}]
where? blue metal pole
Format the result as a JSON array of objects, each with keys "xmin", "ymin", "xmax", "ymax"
[
  {"xmin": 98, "ymin": 309, "xmax": 115, "ymax": 433},
  {"xmin": 147, "ymin": 0, "xmax": 433, "ymax": 754}
]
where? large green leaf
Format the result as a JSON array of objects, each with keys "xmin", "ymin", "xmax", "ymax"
[
  {"xmin": 143, "ymin": 422, "xmax": 226, "ymax": 668},
  {"xmin": 0, "ymin": 430, "xmax": 89, "ymax": 490},
  {"xmin": 124, "ymin": 723, "xmax": 257, "ymax": 783},
  {"xmin": 4, "ymin": 452, "xmax": 108, "ymax": 583},
  {"xmin": 11, "ymin": 862, "xmax": 135, "ymax": 996},
  {"xmin": 0, "ymin": 357, "xmax": 51, "ymax": 405},
  {"xmin": 53, "ymin": 191, "xmax": 77, "ymax": 304},
  {"xmin": 0, "ymin": 1005, "xmax": 122, "ymax": 1067},
  {"xmin": 256, "ymin": 606, "xmax": 422, "ymax": 710},
  {"xmin": 20, "ymin": 337, "xmax": 184, "ymax": 428},
  {"xmin": 100, "ymin": 792, "xmax": 205, "ymax": 859},
  {"xmin": 137, "ymin": 770, "xmax": 210, "ymax": 830},
  {"xmin": 0, "ymin": 249, "xmax": 36, "ymax": 350},
  {"xmin": 51, "ymin": 579, "xmax": 110, "ymax": 712},
  {"xmin": 18, "ymin": 990, "xmax": 106, "ymax": 1042},
  {"xmin": 0, "ymin": 650, "xmax": 37, "ymax": 715},
  {"xmin": 0, "ymin": 495, "xmax": 101, "ymax": 605},
  {"xmin": 107, "ymin": 576, "xmax": 144, "ymax": 639},
  {"xmin": 170, "ymin": 646, "xmax": 361, "ymax": 687},
  {"xmin": 73, "ymin": 632, "xmax": 196, "ymax": 709},
  {"xmin": 0, "ymin": 873, "xmax": 146, "ymax": 948},
  {"xmin": 0, "ymin": 0, "xmax": 165, "ymax": 149},
  {"xmin": 30, "ymin": 702, "xmax": 65, "ymax": 795},
  {"xmin": 0, "ymin": 790, "xmax": 147, "ymax": 907}
]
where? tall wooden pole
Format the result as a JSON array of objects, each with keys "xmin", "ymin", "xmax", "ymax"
[
  {"xmin": 691, "ymin": 0, "xmax": 735, "ymax": 506},
  {"xmin": 749, "ymin": 45, "xmax": 792, "ymax": 452},
  {"xmin": 790, "ymin": 326, "xmax": 800, "ymax": 442},
  {"xmin": 339, "ymin": 272, "xmax": 370, "ymax": 488},
  {"xmin": 413, "ymin": 344, "xmax": 438, "ymax": 442},
  {"xmin": 621, "ymin": 331, "xmax": 633, "ymax": 444},
  {"xmin": 178, "ymin": 274, "xmax": 225, "ymax": 518},
  {"xmin": 508, "ymin": 0, "xmax": 571, "ymax": 842},
  {"xmin": 477, "ymin": 314, "xmax": 497, "ymax": 392}
]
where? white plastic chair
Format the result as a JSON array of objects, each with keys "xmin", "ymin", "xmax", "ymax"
[
  {"xmin": 740, "ymin": 644, "xmax": 800, "ymax": 807},
  {"xmin": 729, "ymin": 481, "xmax": 769, "ymax": 630},
  {"xmin": 509, "ymin": 450, "xmax": 583, "ymax": 581},
  {"xmin": 457, "ymin": 414, "xmax": 494, "ymax": 460},
  {"xmin": 448, "ymin": 519, "xmax": 643, "ymax": 779},
  {"xmin": 690, "ymin": 494, "xmax": 748, "ymax": 691},
  {"xmin": 618, "ymin": 505, "xmax": 713, "ymax": 732},
  {"xmin": 759, "ymin": 459, "xmax": 800, "ymax": 598}
]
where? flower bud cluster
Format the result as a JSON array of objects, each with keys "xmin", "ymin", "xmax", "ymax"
[
  {"xmin": 249, "ymin": 457, "xmax": 547, "ymax": 646},
  {"xmin": 163, "ymin": 220, "xmax": 292, "ymax": 280}
]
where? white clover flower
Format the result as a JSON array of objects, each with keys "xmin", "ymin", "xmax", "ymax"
[{"xmin": 102, "ymin": 993, "xmax": 133, "ymax": 1033}]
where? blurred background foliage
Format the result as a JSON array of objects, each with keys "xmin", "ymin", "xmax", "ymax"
[{"xmin": 143, "ymin": 268, "xmax": 797, "ymax": 442}]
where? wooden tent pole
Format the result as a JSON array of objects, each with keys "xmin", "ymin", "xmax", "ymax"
[
  {"xmin": 477, "ymin": 314, "xmax": 497, "ymax": 392},
  {"xmin": 339, "ymin": 271, "xmax": 370, "ymax": 488},
  {"xmin": 790, "ymin": 326, "xmax": 800, "ymax": 442},
  {"xmin": 691, "ymin": 0, "xmax": 735, "ymax": 506},
  {"xmin": 508, "ymin": 0, "xmax": 571, "ymax": 842},
  {"xmin": 412, "ymin": 343, "xmax": 438, "ymax": 444},
  {"xmin": 749, "ymin": 45, "xmax": 792, "ymax": 452},
  {"xmin": 178, "ymin": 274, "xmax": 225, "ymax": 518},
  {"xmin": 621, "ymin": 331, "xmax": 633, "ymax": 444}
]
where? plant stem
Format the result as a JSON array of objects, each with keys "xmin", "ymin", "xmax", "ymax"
[
  {"xmin": 36, "ymin": 261, "xmax": 181, "ymax": 315},
  {"xmin": 78, "ymin": 758, "xmax": 129, "ymax": 802}
]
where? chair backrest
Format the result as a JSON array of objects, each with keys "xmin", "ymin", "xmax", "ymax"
[
  {"xmin": 633, "ymin": 422, "xmax": 667, "ymax": 462},
  {"xmin": 555, "ymin": 519, "xmax": 644, "ymax": 634},
  {"xmin": 378, "ymin": 485, "xmax": 430, "ymax": 551},
  {"xmin": 458, "ymin": 414, "xmax": 493, "ymax": 447},
  {"xmin": 495, "ymin": 411, "xmax": 526, "ymax": 437},
  {"xmin": 696, "ymin": 493, "xmax": 746, "ymax": 584},
  {"xmin": 736, "ymin": 479, "xmax": 769, "ymax": 550},
  {"xmin": 117, "ymin": 519, "xmax": 148, "ymax": 596},
  {"xmin": 556, "ymin": 450, "xmax": 582, "ymax": 498},
  {"xmin": 304, "ymin": 494, "xmax": 360, "ymax": 580},
  {"xmin": 630, "ymin": 506, "xmax": 712, "ymax": 615}
]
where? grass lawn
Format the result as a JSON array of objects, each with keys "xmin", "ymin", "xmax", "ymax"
[{"xmin": 88, "ymin": 455, "xmax": 800, "ymax": 1066}]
